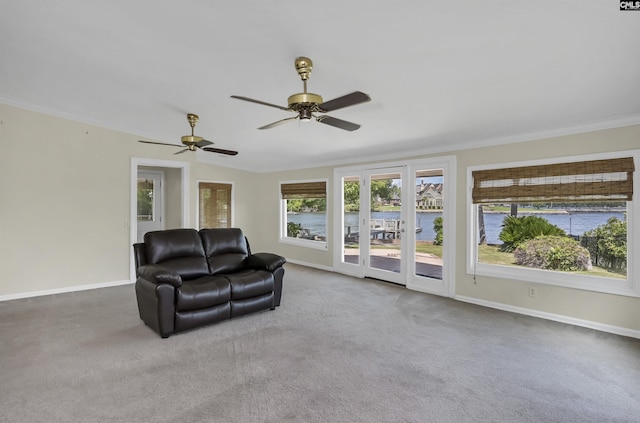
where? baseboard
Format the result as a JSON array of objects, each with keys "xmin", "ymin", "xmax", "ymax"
[
  {"xmin": 284, "ymin": 259, "xmax": 334, "ymax": 273},
  {"xmin": 455, "ymin": 295, "xmax": 640, "ymax": 340},
  {"xmin": 0, "ymin": 279, "xmax": 133, "ymax": 302}
]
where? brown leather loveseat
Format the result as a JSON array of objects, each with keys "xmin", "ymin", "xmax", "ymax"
[{"xmin": 133, "ymin": 228, "xmax": 286, "ymax": 338}]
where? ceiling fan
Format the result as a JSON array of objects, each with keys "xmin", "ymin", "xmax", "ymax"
[
  {"xmin": 231, "ymin": 56, "xmax": 371, "ymax": 131},
  {"xmin": 138, "ymin": 114, "xmax": 238, "ymax": 156}
]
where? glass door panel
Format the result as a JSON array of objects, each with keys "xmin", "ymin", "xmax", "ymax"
[
  {"xmin": 365, "ymin": 168, "xmax": 407, "ymax": 284},
  {"xmin": 342, "ymin": 176, "xmax": 361, "ymax": 267},
  {"xmin": 414, "ymin": 169, "xmax": 444, "ymax": 280},
  {"xmin": 137, "ymin": 171, "xmax": 163, "ymax": 242}
]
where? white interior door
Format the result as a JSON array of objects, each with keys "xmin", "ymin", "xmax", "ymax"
[{"xmin": 136, "ymin": 170, "xmax": 164, "ymax": 242}]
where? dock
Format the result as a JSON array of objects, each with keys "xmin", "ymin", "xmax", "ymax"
[{"xmin": 345, "ymin": 219, "xmax": 422, "ymax": 243}]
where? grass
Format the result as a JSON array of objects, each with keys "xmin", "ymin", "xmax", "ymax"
[
  {"xmin": 415, "ymin": 241, "xmax": 442, "ymax": 257},
  {"xmin": 366, "ymin": 243, "xmax": 625, "ymax": 279},
  {"xmin": 477, "ymin": 244, "xmax": 626, "ymax": 279}
]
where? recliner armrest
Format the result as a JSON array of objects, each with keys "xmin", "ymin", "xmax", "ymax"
[
  {"xmin": 137, "ymin": 264, "xmax": 182, "ymax": 288},
  {"xmin": 245, "ymin": 253, "xmax": 286, "ymax": 272}
]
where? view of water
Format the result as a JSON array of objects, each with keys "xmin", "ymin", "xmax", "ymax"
[{"xmin": 288, "ymin": 210, "xmax": 626, "ymax": 245}]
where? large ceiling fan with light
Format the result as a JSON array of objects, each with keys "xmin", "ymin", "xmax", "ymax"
[
  {"xmin": 138, "ymin": 113, "xmax": 238, "ymax": 156},
  {"xmin": 231, "ymin": 56, "xmax": 371, "ymax": 131}
]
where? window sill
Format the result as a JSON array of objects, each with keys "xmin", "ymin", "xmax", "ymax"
[
  {"xmin": 472, "ymin": 262, "xmax": 638, "ymax": 298},
  {"xmin": 280, "ymin": 237, "xmax": 328, "ymax": 251}
]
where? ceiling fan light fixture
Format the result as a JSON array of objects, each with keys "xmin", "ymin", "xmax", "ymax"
[{"xmin": 299, "ymin": 108, "xmax": 313, "ymax": 122}]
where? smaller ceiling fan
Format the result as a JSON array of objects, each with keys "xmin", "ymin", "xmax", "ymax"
[
  {"xmin": 138, "ymin": 114, "xmax": 238, "ymax": 156},
  {"xmin": 231, "ymin": 56, "xmax": 371, "ymax": 131}
]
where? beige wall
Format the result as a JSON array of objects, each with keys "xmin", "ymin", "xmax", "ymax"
[
  {"xmin": 0, "ymin": 104, "xmax": 258, "ymax": 296},
  {"xmin": 1, "ymin": 102, "xmax": 638, "ymax": 334}
]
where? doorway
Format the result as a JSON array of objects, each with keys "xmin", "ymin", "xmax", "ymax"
[
  {"xmin": 130, "ymin": 158, "xmax": 189, "ymax": 281},
  {"xmin": 334, "ymin": 157, "xmax": 456, "ymax": 297}
]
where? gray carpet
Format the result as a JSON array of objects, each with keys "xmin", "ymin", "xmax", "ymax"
[{"xmin": 1, "ymin": 263, "xmax": 639, "ymax": 423}]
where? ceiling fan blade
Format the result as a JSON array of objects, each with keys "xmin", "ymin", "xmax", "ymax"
[
  {"xmin": 258, "ymin": 116, "xmax": 299, "ymax": 130},
  {"xmin": 319, "ymin": 91, "xmax": 371, "ymax": 112},
  {"xmin": 230, "ymin": 95, "xmax": 290, "ymax": 111},
  {"xmin": 174, "ymin": 148, "xmax": 189, "ymax": 155},
  {"xmin": 316, "ymin": 115, "xmax": 361, "ymax": 131},
  {"xmin": 138, "ymin": 140, "xmax": 182, "ymax": 148},
  {"xmin": 203, "ymin": 147, "xmax": 239, "ymax": 156},
  {"xmin": 195, "ymin": 139, "xmax": 213, "ymax": 147}
]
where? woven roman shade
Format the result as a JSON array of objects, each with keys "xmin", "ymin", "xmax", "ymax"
[
  {"xmin": 199, "ymin": 182, "xmax": 232, "ymax": 228},
  {"xmin": 281, "ymin": 181, "xmax": 326, "ymax": 199},
  {"xmin": 472, "ymin": 157, "xmax": 634, "ymax": 204}
]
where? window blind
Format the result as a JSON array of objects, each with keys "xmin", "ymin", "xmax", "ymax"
[
  {"xmin": 472, "ymin": 157, "xmax": 634, "ymax": 204},
  {"xmin": 281, "ymin": 181, "xmax": 327, "ymax": 199}
]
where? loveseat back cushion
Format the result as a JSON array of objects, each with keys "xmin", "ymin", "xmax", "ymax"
[
  {"xmin": 200, "ymin": 228, "xmax": 249, "ymax": 274},
  {"xmin": 144, "ymin": 229, "xmax": 209, "ymax": 280}
]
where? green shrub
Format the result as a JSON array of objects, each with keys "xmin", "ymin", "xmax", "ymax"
[
  {"xmin": 287, "ymin": 222, "xmax": 303, "ymax": 238},
  {"xmin": 433, "ymin": 216, "xmax": 443, "ymax": 246},
  {"xmin": 582, "ymin": 217, "xmax": 627, "ymax": 270},
  {"xmin": 499, "ymin": 215, "xmax": 565, "ymax": 252},
  {"xmin": 514, "ymin": 236, "xmax": 591, "ymax": 271}
]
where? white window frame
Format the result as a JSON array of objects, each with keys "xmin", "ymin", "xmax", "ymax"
[
  {"xmin": 279, "ymin": 178, "xmax": 329, "ymax": 251},
  {"xmin": 466, "ymin": 150, "xmax": 639, "ymax": 298}
]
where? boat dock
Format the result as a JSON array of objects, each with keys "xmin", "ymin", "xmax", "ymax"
[{"xmin": 345, "ymin": 219, "xmax": 422, "ymax": 243}]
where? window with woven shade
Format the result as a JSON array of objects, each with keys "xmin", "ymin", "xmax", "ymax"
[
  {"xmin": 281, "ymin": 181, "xmax": 327, "ymax": 199},
  {"xmin": 472, "ymin": 157, "xmax": 634, "ymax": 204},
  {"xmin": 468, "ymin": 152, "xmax": 638, "ymax": 297},
  {"xmin": 280, "ymin": 180, "xmax": 328, "ymax": 248},
  {"xmin": 198, "ymin": 182, "xmax": 232, "ymax": 229}
]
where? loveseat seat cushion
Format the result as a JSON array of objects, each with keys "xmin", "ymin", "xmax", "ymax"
[
  {"xmin": 144, "ymin": 229, "xmax": 209, "ymax": 280},
  {"xmin": 226, "ymin": 269, "xmax": 274, "ymax": 300},
  {"xmin": 176, "ymin": 276, "xmax": 231, "ymax": 311},
  {"xmin": 200, "ymin": 228, "xmax": 249, "ymax": 274},
  {"xmin": 231, "ymin": 293, "xmax": 274, "ymax": 318}
]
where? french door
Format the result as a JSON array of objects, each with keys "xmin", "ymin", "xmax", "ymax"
[
  {"xmin": 363, "ymin": 167, "xmax": 408, "ymax": 284},
  {"xmin": 334, "ymin": 157, "xmax": 455, "ymax": 297}
]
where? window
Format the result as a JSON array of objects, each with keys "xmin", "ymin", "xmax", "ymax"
[
  {"xmin": 468, "ymin": 152, "xmax": 638, "ymax": 297},
  {"xmin": 280, "ymin": 180, "xmax": 328, "ymax": 249},
  {"xmin": 137, "ymin": 178, "xmax": 155, "ymax": 222},
  {"xmin": 198, "ymin": 182, "xmax": 232, "ymax": 229}
]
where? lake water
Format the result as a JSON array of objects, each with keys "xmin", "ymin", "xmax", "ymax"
[{"xmin": 288, "ymin": 210, "xmax": 626, "ymax": 245}]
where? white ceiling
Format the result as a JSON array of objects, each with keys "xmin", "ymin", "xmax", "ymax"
[{"xmin": 2, "ymin": 1, "xmax": 639, "ymax": 172}]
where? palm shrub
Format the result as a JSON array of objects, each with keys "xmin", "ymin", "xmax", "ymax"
[
  {"xmin": 514, "ymin": 235, "xmax": 592, "ymax": 271},
  {"xmin": 499, "ymin": 215, "xmax": 565, "ymax": 252},
  {"xmin": 582, "ymin": 217, "xmax": 627, "ymax": 270},
  {"xmin": 433, "ymin": 216, "xmax": 443, "ymax": 246}
]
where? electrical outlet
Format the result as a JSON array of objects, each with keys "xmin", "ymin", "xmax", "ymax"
[{"xmin": 528, "ymin": 287, "xmax": 537, "ymax": 298}]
